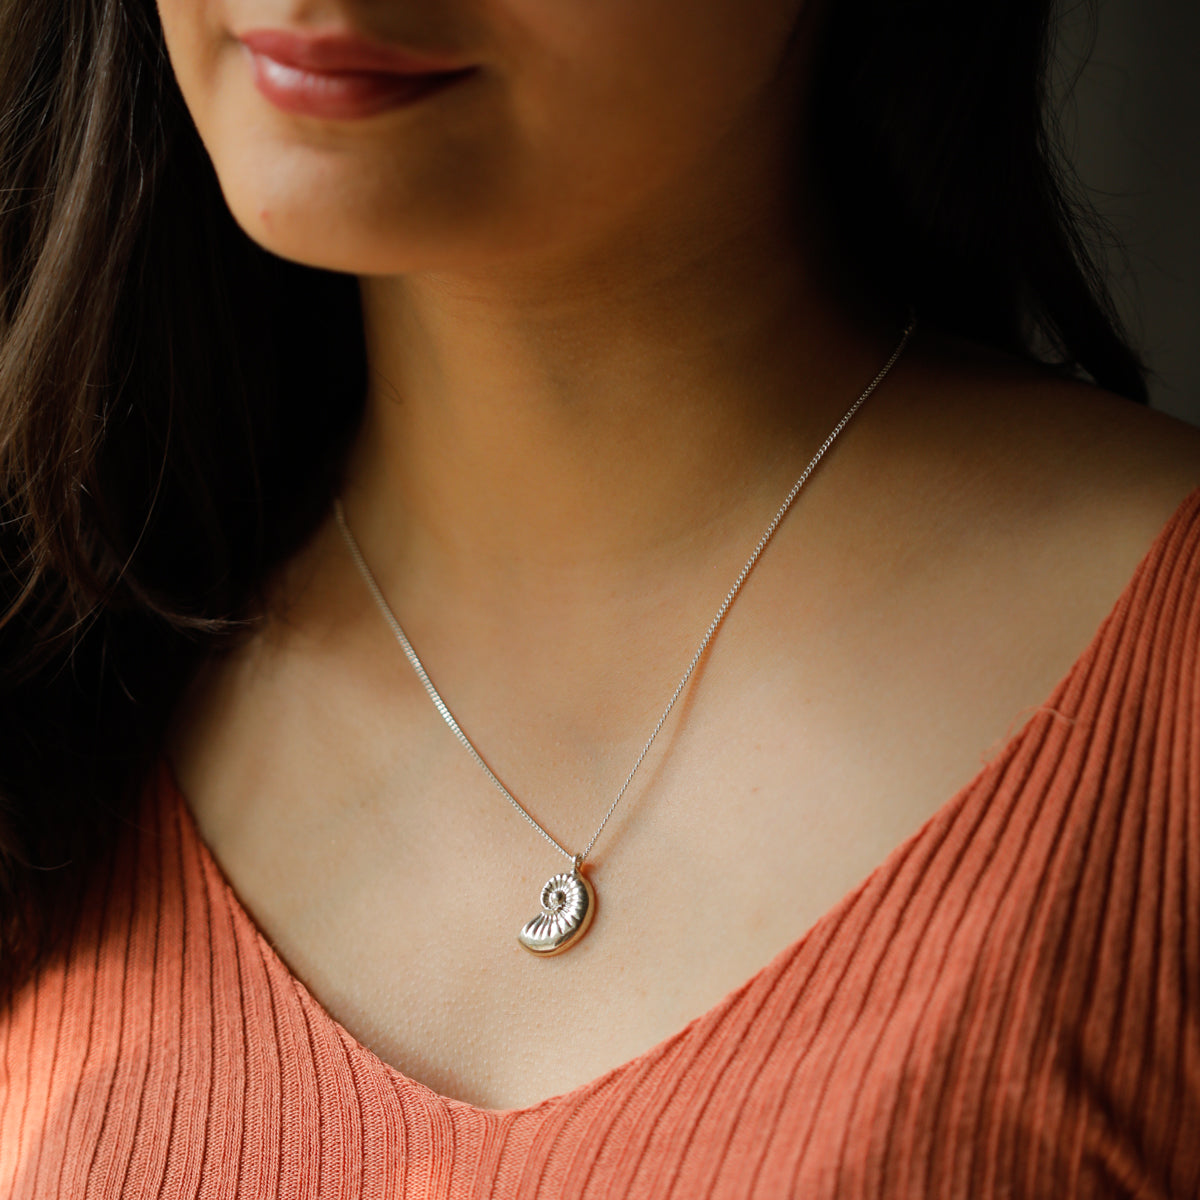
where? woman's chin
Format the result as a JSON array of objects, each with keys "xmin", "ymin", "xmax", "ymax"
[
  {"xmin": 215, "ymin": 187, "xmax": 471, "ymax": 276},
  {"xmin": 206, "ymin": 144, "xmax": 521, "ymax": 276}
]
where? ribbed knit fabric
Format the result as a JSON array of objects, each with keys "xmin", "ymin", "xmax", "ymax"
[{"xmin": 5, "ymin": 491, "xmax": 1200, "ymax": 1199}]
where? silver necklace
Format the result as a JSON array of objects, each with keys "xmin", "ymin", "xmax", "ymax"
[{"xmin": 334, "ymin": 313, "xmax": 916, "ymax": 957}]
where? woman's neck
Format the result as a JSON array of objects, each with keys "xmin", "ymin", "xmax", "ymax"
[{"xmin": 338, "ymin": 207, "xmax": 891, "ymax": 612}]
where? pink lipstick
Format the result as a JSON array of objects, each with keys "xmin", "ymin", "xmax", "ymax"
[{"xmin": 239, "ymin": 30, "xmax": 476, "ymax": 120}]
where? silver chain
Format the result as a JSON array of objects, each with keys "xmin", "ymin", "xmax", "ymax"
[{"xmin": 334, "ymin": 312, "xmax": 917, "ymax": 866}]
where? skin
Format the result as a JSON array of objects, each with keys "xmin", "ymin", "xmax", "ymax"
[{"xmin": 162, "ymin": 0, "xmax": 1200, "ymax": 1109}]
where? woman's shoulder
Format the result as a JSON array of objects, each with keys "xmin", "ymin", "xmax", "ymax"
[
  {"xmin": 837, "ymin": 331, "xmax": 1200, "ymax": 801},
  {"xmin": 879, "ymin": 331, "xmax": 1200, "ymax": 571}
]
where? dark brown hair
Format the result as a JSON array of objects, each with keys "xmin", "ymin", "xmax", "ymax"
[{"xmin": 0, "ymin": 0, "xmax": 1143, "ymax": 990}]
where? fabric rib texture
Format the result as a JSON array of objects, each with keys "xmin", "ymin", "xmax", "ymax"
[{"xmin": 4, "ymin": 490, "xmax": 1200, "ymax": 1198}]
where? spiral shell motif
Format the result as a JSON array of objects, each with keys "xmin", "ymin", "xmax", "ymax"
[{"xmin": 518, "ymin": 869, "xmax": 596, "ymax": 956}]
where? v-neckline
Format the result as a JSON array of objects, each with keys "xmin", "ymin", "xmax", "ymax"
[{"xmin": 163, "ymin": 484, "xmax": 1200, "ymax": 1119}]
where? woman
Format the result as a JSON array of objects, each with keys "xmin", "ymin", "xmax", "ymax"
[{"xmin": 1, "ymin": 0, "xmax": 1198, "ymax": 1194}]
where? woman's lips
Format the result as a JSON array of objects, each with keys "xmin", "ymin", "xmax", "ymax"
[{"xmin": 239, "ymin": 30, "xmax": 476, "ymax": 120}]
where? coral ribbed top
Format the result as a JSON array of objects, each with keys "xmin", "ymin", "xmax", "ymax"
[{"xmin": 4, "ymin": 491, "xmax": 1200, "ymax": 1199}]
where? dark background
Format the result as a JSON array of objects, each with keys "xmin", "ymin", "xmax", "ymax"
[{"xmin": 1063, "ymin": 0, "xmax": 1199, "ymax": 422}]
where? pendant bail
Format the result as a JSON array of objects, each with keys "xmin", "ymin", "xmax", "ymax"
[{"xmin": 572, "ymin": 853, "xmax": 585, "ymax": 875}]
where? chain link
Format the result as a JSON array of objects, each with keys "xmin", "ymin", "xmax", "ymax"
[{"xmin": 334, "ymin": 312, "xmax": 917, "ymax": 867}]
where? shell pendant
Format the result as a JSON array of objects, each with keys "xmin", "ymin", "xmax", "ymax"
[{"xmin": 517, "ymin": 863, "xmax": 596, "ymax": 957}]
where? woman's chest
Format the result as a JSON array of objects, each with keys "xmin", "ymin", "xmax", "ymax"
[{"xmin": 162, "ymin": 476, "xmax": 1196, "ymax": 1116}]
